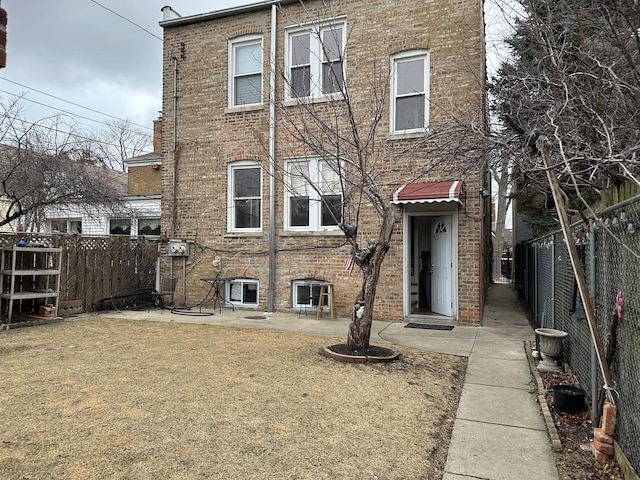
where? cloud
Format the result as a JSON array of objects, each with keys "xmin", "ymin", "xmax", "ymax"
[{"xmin": 1, "ymin": 0, "xmax": 248, "ymax": 132}]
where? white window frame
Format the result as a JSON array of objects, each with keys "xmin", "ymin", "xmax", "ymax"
[
  {"xmin": 284, "ymin": 158, "xmax": 342, "ymax": 232},
  {"xmin": 228, "ymin": 161, "xmax": 262, "ymax": 233},
  {"xmin": 390, "ymin": 50, "xmax": 430, "ymax": 135},
  {"xmin": 284, "ymin": 18, "xmax": 346, "ymax": 100},
  {"xmin": 228, "ymin": 35, "xmax": 263, "ymax": 108},
  {"xmin": 226, "ymin": 279, "xmax": 259, "ymax": 307},
  {"xmin": 292, "ymin": 280, "xmax": 331, "ymax": 309},
  {"xmin": 50, "ymin": 218, "xmax": 82, "ymax": 234},
  {"xmin": 137, "ymin": 217, "xmax": 161, "ymax": 237},
  {"xmin": 109, "ymin": 218, "xmax": 132, "ymax": 236}
]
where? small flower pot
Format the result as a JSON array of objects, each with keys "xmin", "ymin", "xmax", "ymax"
[{"xmin": 552, "ymin": 385, "xmax": 586, "ymax": 414}]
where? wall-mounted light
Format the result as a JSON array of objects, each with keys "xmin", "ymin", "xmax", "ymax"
[{"xmin": 479, "ymin": 188, "xmax": 490, "ymax": 198}]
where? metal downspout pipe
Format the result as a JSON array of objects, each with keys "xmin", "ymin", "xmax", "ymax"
[
  {"xmin": 534, "ymin": 245, "xmax": 538, "ymax": 324},
  {"xmin": 590, "ymin": 225, "xmax": 598, "ymax": 422},
  {"xmin": 550, "ymin": 237, "xmax": 555, "ymax": 328},
  {"xmin": 172, "ymin": 56, "xmax": 179, "ymax": 299},
  {"xmin": 267, "ymin": 5, "xmax": 277, "ymax": 312},
  {"xmin": 171, "ymin": 56, "xmax": 178, "ymax": 238}
]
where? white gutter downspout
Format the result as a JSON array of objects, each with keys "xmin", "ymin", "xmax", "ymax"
[{"xmin": 267, "ymin": 4, "xmax": 277, "ymax": 312}]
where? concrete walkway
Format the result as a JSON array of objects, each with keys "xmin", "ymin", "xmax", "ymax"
[
  {"xmin": 85, "ymin": 282, "xmax": 558, "ymax": 479},
  {"xmin": 437, "ymin": 283, "xmax": 559, "ymax": 480}
]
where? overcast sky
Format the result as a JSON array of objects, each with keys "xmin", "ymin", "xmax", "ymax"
[
  {"xmin": 1, "ymin": 1, "xmax": 255, "ymax": 150},
  {"xmin": 1, "ymin": 0, "xmax": 513, "ymax": 155}
]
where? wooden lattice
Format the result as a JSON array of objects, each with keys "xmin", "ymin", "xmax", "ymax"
[{"xmin": 1, "ymin": 234, "xmax": 158, "ymax": 314}]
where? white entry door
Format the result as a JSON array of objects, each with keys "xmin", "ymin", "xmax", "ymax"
[{"xmin": 431, "ymin": 216, "xmax": 452, "ymax": 316}]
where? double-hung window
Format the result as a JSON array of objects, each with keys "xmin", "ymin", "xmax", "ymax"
[
  {"xmin": 229, "ymin": 35, "xmax": 263, "ymax": 107},
  {"xmin": 286, "ymin": 19, "xmax": 346, "ymax": 99},
  {"xmin": 390, "ymin": 50, "xmax": 430, "ymax": 134},
  {"xmin": 228, "ymin": 162, "xmax": 262, "ymax": 232},
  {"xmin": 285, "ymin": 158, "xmax": 342, "ymax": 231}
]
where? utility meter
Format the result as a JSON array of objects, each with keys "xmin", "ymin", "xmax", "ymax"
[{"xmin": 168, "ymin": 240, "xmax": 189, "ymax": 257}]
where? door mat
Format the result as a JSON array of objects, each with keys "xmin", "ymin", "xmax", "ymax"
[{"xmin": 405, "ymin": 323, "xmax": 454, "ymax": 331}]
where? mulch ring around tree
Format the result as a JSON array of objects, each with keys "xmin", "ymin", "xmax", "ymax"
[{"xmin": 321, "ymin": 343, "xmax": 401, "ymax": 363}]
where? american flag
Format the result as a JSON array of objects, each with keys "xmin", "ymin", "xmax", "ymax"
[{"xmin": 344, "ymin": 253, "xmax": 355, "ymax": 276}]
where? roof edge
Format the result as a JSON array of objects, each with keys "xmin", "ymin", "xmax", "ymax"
[{"xmin": 159, "ymin": 0, "xmax": 299, "ymax": 28}]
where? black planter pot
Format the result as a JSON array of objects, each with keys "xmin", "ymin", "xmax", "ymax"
[{"xmin": 552, "ymin": 385, "xmax": 586, "ymax": 414}]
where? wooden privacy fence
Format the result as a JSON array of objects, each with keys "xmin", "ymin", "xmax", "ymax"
[{"xmin": 0, "ymin": 234, "xmax": 158, "ymax": 316}]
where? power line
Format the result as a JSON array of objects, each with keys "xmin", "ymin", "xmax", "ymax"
[
  {"xmin": 1, "ymin": 112, "xmax": 154, "ymax": 156},
  {"xmin": 89, "ymin": 0, "xmax": 163, "ymax": 42},
  {"xmin": 0, "ymin": 77, "xmax": 153, "ymax": 132},
  {"xmin": 0, "ymin": 88, "xmax": 152, "ymax": 135}
]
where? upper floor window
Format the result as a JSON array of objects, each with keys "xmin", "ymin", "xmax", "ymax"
[
  {"xmin": 390, "ymin": 50, "xmax": 430, "ymax": 134},
  {"xmin": 284, "ymin": 158, "xmax": 342, "ymax": 231},
  {"xmin": 285, "ymin": 19, "xmax": 346, "ymax": 100},
  {"xmin": 228, "ymin": 162, "xmax": 262, "ymax": 232},
  {"xmin": 229, "ymin": 35, "xmax": 263, "ymax": 107}
]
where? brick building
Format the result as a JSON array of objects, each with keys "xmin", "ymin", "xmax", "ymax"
[{"xmin": 159, "ymin": 0, "xmax": 489, "ymax": 324}]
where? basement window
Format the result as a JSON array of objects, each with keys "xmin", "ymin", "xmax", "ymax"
[
  {"xmin": 292, "ymin": 279, "xmax": 331, "ymax": 309},
  {"xmin": 226, "ymin": 279, "xmax": 258, "ymax": 307}
]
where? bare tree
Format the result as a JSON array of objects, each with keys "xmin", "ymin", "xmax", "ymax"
[
  {"xmin": 490, "ymin": 145, "xmax": 513, "ymax": 279},
  {"xmin": 490, "ymin": 0, "xmax": 640, "ymax": 218},
  {"xmin": 272, "ymin": 8, "xmax": 487, "ymax": 351},
  {"xmin": 88, "ymin": 118, "xmax": 152, "ymax": 171},
  {"xmin": 0, "ymin": 99, "xmax": 127, "ymax": 230},
  {"xmin": 489, "ymin": 0, "xmax": 640, "ymax": 423}
]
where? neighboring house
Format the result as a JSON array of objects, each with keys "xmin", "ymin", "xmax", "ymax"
[
  {"xmin": 0, "ymin": 197, "xmax": 16, "ymax": 233},
  {"xmin": 159, "ymin": 0, "xmax": 489, "ymax": 323},
  {"xmin": 0, "ymin": 144, "xmax": 19, "ymax": 232},
  {"xmin": 44, "ymin": 120, "xmax": 163, "ymax": 237}
]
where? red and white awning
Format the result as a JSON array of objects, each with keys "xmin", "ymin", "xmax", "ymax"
[{"xmin": 390, "ymin": 181, "xmax": 464, "ymax": 205}]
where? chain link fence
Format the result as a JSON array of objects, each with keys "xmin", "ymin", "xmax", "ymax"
[{"xmin": 517, "ymin": 196, "xmax": 640, "ymax": 474}]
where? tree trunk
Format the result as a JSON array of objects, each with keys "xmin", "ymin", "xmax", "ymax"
[
  {"xmin": 346, "ymin": 208, "xmax": 395, "ymax": 351},
  {"xmin": 492, "ymin": 158, "xmax": 512, "ymax": 281}
]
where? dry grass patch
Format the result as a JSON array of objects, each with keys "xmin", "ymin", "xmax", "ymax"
[{"xmin": 0, "ymin": 318, "xmax": 466, "ymax": 479}]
